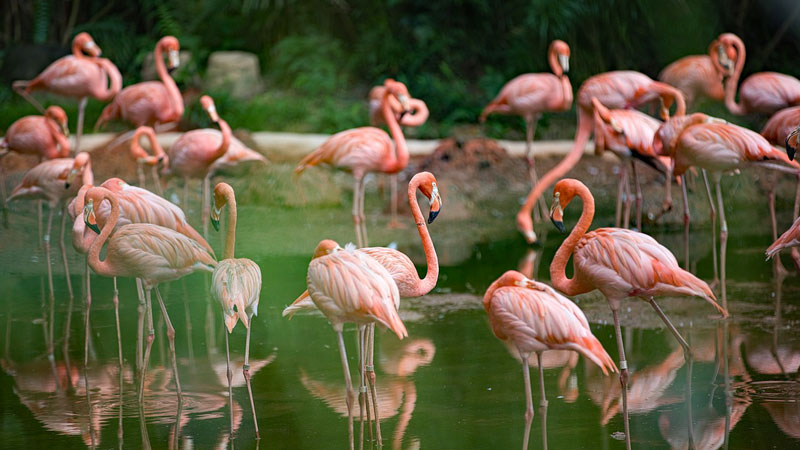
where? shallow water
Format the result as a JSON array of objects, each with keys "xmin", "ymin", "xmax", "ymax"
[{"xmin": 1, "ymin": 179, "xmax": 800, "ymax": 450}]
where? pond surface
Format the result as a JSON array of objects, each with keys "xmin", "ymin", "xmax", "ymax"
[{"xmin": 1, "ymin": 177, "xmax": 799, "ymax": 450}]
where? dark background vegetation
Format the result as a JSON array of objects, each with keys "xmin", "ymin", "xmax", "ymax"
[{"xmin": 2, "ymin": 0, "xmax": 800, "ymax": 138}]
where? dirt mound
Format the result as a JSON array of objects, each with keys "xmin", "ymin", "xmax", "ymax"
[{"xmin": 419, "ymin": 137, "xmax": 509, "ymax": 172}]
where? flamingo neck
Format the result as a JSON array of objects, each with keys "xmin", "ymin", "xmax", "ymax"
[
  {"xmin": 399, "ymin": 99, "xmax": 429, "ymax": 127},
  {"xmin": 382, "ymin": 93, "xmax": 409, "ymax": 173},
  {"xmin": 47, "ymin": 118, "xmax": 71, "ymax": 157},
  {"xmin": 222, "ymin": 188, "xmax": 237, "ymax": 260},
  {"xmin": 154, "ymin": 44, "xmax": 184, "ymax": 120},
  {"xmin": 548, "ymin": 49, "xmax": 562, "ymax": 77},
  {"xmin": 560, "ymin": 75, "xmax": 573, "ymax": 110},
  {"xmin": 82, "ymin": 159, "xmax": 94, "ymax": 187},
  {"xmin": 213, "ymin": 119, "xmax": 232, "ymax": 160},
  {"xmin": 93, "ymin": 58, "xmax": 122, "ymax": 101},
  {"xmin": 87, "ymin": 189, "xmax": 120, "ymax": 277},
  {"xmin": 550, "ymin": 182, "xmax": 594, "ymax": 296},
  {"xmin": 407, "ymin": 179, "xmax": 438, "ymax": 297},
  {"xmin": 724, "ymin": 40, "xmax": 747, "ymax": 116},
  {"xmin": 651, "ymin": 82, "xmax": 686, "ymax": 118},
  {"xmin": 72, "ymin": 41, "xmax": 86, "ymax": 58}
]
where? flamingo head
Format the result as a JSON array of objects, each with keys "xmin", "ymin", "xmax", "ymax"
[
  {"xmin": 549, "ymin": 181, "xmax": 575, "ymax": 233},
  {"xmin": 75, "ymin": 32, "xmax": 102, "ymax": 57},
  {"xmin": 159, "ymin": 36, "xmax": 181, "ymax": 73},
  {"xmin": 385, "ymin": 79, "xmax": 411, "ymax": 117},
  {"xmin": 82, "ymin": 197, "xmax": 100, "ymax": 234},
  {"xmin": 210, "ymin": 182, "xmax": 233, "ymax": 231},
  {"xmin": 786, "ymin": 126, "xmax": 800, "ymax": 161},
  {"xmin": 312, "ymin": 239, "xmax": 341, "ymax": 259},
  {"xmin": 200, "ymin": 95, "xmax": 220, "ymax": 123},
  {"xmin": 46, "ymin": 106, "xmax": 69, "ymax": 137},
  {"xmin": 551, "ymin": 40, "xmax": 570, "ymax": 74},
  {"xmin": 413, "ymin": 172, "xmax": 442, "ymax": 224},
  {"xmin": 65, "ymin": 152, "xmax": 91, "ymax": 188},
  {"xmin": 716, "ymin": 33, "xmax": 741, "ymax": 77}
]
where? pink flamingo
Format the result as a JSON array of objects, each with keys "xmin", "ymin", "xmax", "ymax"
[
  {"xmin": 95, "ymin": 36, "xmax": 183, "ymax": 130},
  {"xmin": 483, "ymin": 270, "xmax": 617, "ymax": 450},
  {"xmin": 767, "ymin": 215, "xmax": 800, "ymax": 260},
  {"xmin": 294, "ymin": 79, "xmax": 412, "ymax": 247},
  {"xmin": 284, "ymin": 171, "xmax": 441, "ymax": 445},
  {"xmin": 762, "ymin": 107, "xmax": 800, "ymax": 159},
  {"xmin": 130, "ymin": 126, "xmax": 168, "ymax": 196},
  {"xmin": 517, "ymin": 70, "xmax": 686, "ymax": 243},
  {"xmin": 369, "ymin": 83, "xmax": 429, "ymax": 227},
  {"xmin": 206, "ymin": 138, "xmax": 268, "ymax": 179},
  {"xmin": 658, "ymin": 34, "xmax": 731, "ymax": 108},
  {"xmin": 163, "ymin": 95, "xmax": 230, "ymax": 234},
  {"xmin": 591, "ymin": 98, "xmax": 670, "ymax": 229},
  {"xmin": 209, "ymin": 182, "xmax": 261, "ymax": 438},
  {"xmin": 481, "ymin": 39, "xmax": 572, "ymax": 221},
  {"xmin": 1, "ymin": 106, "xmax": 70, "ymax": 207},
  {"xmin": 301, "ymin": 239, "xmax": 406, "ymax": 450},
  {"xmin": 13, "ymin": 32, "xmax": 121, "ymax": 151},
  {"xmin": 82, "ymin": 186, "xmax": 216, "ymax": 401},
  {"xmin": 718, "ymin": 33, "xmax": 800, "ymax": 115},
  {"xmin": 548, "ymin": 178, "xmax": 727, "ymax": 450}
]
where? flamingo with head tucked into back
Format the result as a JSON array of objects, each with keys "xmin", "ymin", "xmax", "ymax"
[
  {"xmin": 483, "ymin": 270, "xmax": 617, "ymax": 450},
  {"xmin": 658, "ymin": 34, "xmax": 731, "ymax": 108},
  {"xmin": 130, "ymin": 126, "xmax": 168, "ymax": 196},
  {"xmin": 517, "ymin": 70, "xmax": 686, "ymax": 244},
  {"xmin": 294, "ymin": 79, "xmax": 412, "ymax": 247},
  {"xmin": 548, "ymin": 178, "xmax": 727, "ymax": 450},
  {"xmin": 13, "ymin": 32, "xmax": 122, "ymax": 151}
]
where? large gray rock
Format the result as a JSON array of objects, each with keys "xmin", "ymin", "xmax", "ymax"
[
  {"xmin": 205, "ymin": 51, "xmax": 263, "ymax": 99},
  {"xmin": 141, "ymin": 50, "xmax": 192, "ymax": 80}
]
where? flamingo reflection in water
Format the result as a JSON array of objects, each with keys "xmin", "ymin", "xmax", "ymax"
[{"xmin": 300, "ymin": 338, "xmax": 434, "ymax": 450}]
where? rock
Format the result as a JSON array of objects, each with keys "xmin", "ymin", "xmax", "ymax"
[
  {"xmin": 141, "ymin": 50, "xmax": 192, "ymax": 81},
  {"xmin": 204, "ymin": 51, "xmax": 264, "ymax": 99}
]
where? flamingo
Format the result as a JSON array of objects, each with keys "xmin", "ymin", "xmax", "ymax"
[
  {"xmin": 209, "ymin": 182, "xmax": 261, "ymax": 438},
  {"xmin": 767, "ymin": 215, "xmax": 800, "ymax": 260},
  {"xmin": 163, "ymin": 95, "xmax": 230, "ymax": 234},
  {"xmin": 762, "ymin": 107, "xmax": 800, "ymax": 160},
  {"xmin": 655, "ymin": 116, "xmax": 799, "ymax": 303},
  {"xmin": 130, "ymin": 126, "xmax": 168, "ymax": 196},
  {"xmin": 82, "ymin": 186, "xmax": 216, "ymax": 401},
  {"xmin": 658, "ymin": 34, "xmax": 729, "ymax": 108},
  {"xmin": 517, "ymin": 70, "xmax": 686, "ymax": 243},
  {"xmin": 294, "ymin": 79, "xmax": 412, "ymax": 247},
  {"xmin": 717, "ymin": 33, "xmax": 800, "ymax": 115},
  {"xmin": 548, "ymin": 178, "xmax": 727, "ymax": 450},
  {"xmin": 301, "ymin": 239, "xmax": 406, "ymax": 450},
  {"xmin": 13, "ymin": 32, "xmax": 122, "ymax": 151},
  {"xmin": 284, "ymin": 171, "xmax": 441, "ymax": 445},
  {"xmin": 483, "ymin": 270, "xmax": 617, "ymax": 450},
  {"xmin": 0, "ymin": 106, "xmax": 70, "ymax": 207},
  {"xmin": 368, "ymin": 83, "xmax": 429, "ymax": 228},
  {"xmin": 206, "ymin": 138, "xmax": 268, "ymax": 179},
  {"xmin": 95, "ymin": 36, "xmax": 183, "ymax": 131},
  {"xmin": 591, "ymin": 98, "xmax": 670, "ymax": 229},
  {"xmin": 481, "ymin": 39, "xmax": 572, "ymax": 221}
]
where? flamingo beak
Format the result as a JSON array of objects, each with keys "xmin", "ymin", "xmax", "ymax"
[
  {"xmin": 211, "ymin": 204, "xmax": 221, "ymax": 231},
  {"xmin": 558, "ymin": 54, "xmax": 569, "ymax": 74},
  {"xmin": 168, "ymin": 50, "xmax": 180, "ymax": 73},
  {"xmin": 206, "ymin": 104, "xmax": 220, "ymax": 123},
  {"xmin": 398, "ymin": 95, "xmax": 410, "ymax": 118},
  {"xmin": 62, "ymin": 124, "xmax": 70, "ymax": 137},
  {"xmin": 549, "ymin": 196, "xmax": 566, "ymax": 233},
  {"xmin": 786, "ymin": 128, "xmax": 798, "ymax": 161},
  {"xmin": 428, "ymin": 183, "xmax": 442, "ymax": 224},
  {"xmin": 84, "ymin": 202, "xmax": 100, "ymax": 234},
  {"xmin": 65, "ymin": 169, "xmax": 79, "ymax": 188}
]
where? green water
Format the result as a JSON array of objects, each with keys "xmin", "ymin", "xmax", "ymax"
[{"xmin": 1, "ymin": 180, "xmax": 799, "ymax": 450}]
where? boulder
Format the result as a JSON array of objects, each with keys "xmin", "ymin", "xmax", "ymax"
[{"xmin": 205, "ymin": 51, "xmax": 263, "ymax": 99}]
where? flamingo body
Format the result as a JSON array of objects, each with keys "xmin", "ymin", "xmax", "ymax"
[
  {"xmin": 213, "ymin": 258, "xmax": 261, "ymax": 332},
  {"xmin": 296, "ymin": 127, "xmax": 393, "ymax": 178},
  {"xmin": 737, "ymin": 72, "xmax": 800, "ymax": 115},
  {"xmin": 761, "ymin": 106, "xmax": 800, "ymax": 145},
  {"xmin": 659, "ymin": 55, "xmax": 725, "ymax": 106},
  {"xmin": 25, "ymin": 55, "xmax": 121, "ymax": 101},
  {"xmin": 8, "ymin": 156, "xmax": 91, "ymax": 206},
  {"xmin": 1, "ymin": 111, "xmax": 70, "ymax": 160},
  {"xmin": 482, "ymin": 72, "xmax": 572, "ymax": 118},
  {"xmin": 766, "ymin": 216, "xmax": 800, "ymax": 259},
  {"xmin": 168, "ymin": 129, "xmax": 234, "ymax": 178}
]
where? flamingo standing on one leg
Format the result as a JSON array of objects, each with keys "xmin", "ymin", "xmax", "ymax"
[
  {"xmin": 658, "ymin": 34, "xmax": 730, "ymax": 108},
  {"xmin": 717, "ymin": 33, "xmax": 800, "ymax": 115},
  {"xmin": 481, "ymin": 40, "xmax": 572, "ymax": 220},
  {"xmin": 209, "ymin": 182, "xmax": 261, "ymax": 438},
  {"xmin": 82, "ymin": 186, "xmax": 216, "ymax": 402},
  {"xmin": 483, "ymin": 270, "xmax": 617, "ymax": 450},
  {"xmin": 294, "ymin": 79, "xmax": 412, "ymax": 247},
  {"xmin": 0, "ymin": 106, "xmax": 71, "ymax": 208},
  {"xmin": 130, "ymin": 126, "xmax": 168, "ymax": 196},
  {"xmin": 13, "ymin": 32, "xmax": 121, "ymax": 151},
  {"xmin": 163, "ymin": 95, "xmax": 230, "ymax": 235},
  {"xmin": 95, "ymin": 36, "xmax": 183, "ymax": 131},
  {"xmin": 368, "ymin": 83, "xmax": 429, "ymax": 228},
  {"xmin": 517, "ymin": 70, "xmax": 686, "ymax": 243},
  {"xmin": 548, "ymin": 178, "xmax": 727, "ymax": 450},
  {"xmin": 284, "ymin": 171, "xmax": 442, "ymax": 445},
  {"xmin": 300, "ymin": 239, "xmax": 407, "ymax": 450}
]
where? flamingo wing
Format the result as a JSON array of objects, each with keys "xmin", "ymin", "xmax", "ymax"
[
  {"xmin": 295, "ymin": 127, "xmax": 390, "ymax": 175},
  {"xmin": 766, "ymin": 216, "xmax": 800, "ymax": 259},
  {"xmin": 213, "ymin": 258, "xmax": 262, "ymax": 331}
]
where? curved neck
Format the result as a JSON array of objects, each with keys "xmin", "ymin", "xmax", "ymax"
[
  {"xmin": 560, "ymin": 76, "xmax": 573, "ymax": 110},
  {"xmin": 87, "ymin": 189, "xmax": 120, "ymax": 277},
  {"xmin": 548, "ymin": 49, "xmax": 562, "ymax": 77},
  {"xmin": 82, "ymin": 159, "xmax": 94, "ymax": 186},
  {"xmin": 154, "ymin": 44, "xmax": 184, "ymax": 119},
  {"xmin": 213, "ymin": 119, "xmax": 231, "ymax": 160},
  {"xmin": 222, "ymin": 188, "xmax": 237, "ymax": 260},
  {"xmin": 652, "ymin": 82, "xmax": 686, "ymax": 118},
  {"xmin": 724, "ymin": 40, "xmax": 747, "ymax": 115},
  {"xmin": 550, "ymin": 183, "xmax": 594, "ymax": 296},
  {"xmin": 407, "ymin": 180, "xmax": 438, "ymax": 297},
  {"xmin": 93, "ymin": 58, "xmax": 123, "ymax": 101},
  {"xmin": 381, "ymin": 92, "xmax": 409, "ymax": 173},
  {"xmin": 47, "ymin": 118, "xmax": 71, "ymax": 156},
  {"xmin": 72, "ymin": 40, "xmax": 86, "ymax": 58},
  {"xmin": 398, "ymin": 99, "xmax": 429, "ymax": 127}
]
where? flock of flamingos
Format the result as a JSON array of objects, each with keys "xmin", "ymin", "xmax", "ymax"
[{"xmin": 3, "ymin": 29, "xmax": 800, "ymax": 449}]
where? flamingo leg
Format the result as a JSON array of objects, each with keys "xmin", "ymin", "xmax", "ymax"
[
  {"xmin": 136, "ymin": 278, "xmax": 145, "ymax": 373},
  {"xmin": 631, "ymin": 161, "xmax": 643, "ymax": 230},
  {"xmin": 680, "ymin": 176, "xmax": 690, "ymax": 269},
  {"xmin": 366, "ymin": 323, "xmax": 382, "ymax": 446},
  {"xmin": 648, "ymin": 297, "xmax": 694, "ymax": 447},
  {"xmin": 701, "ymin": 170, "xmax": 719, "ymax": 287},
  {"xmin": 768, "ymin": 179, "xmax": 789, "ymax": 277},
  {"xmin": 202, "ymin": 174, "xmax": 211, "ymax": 237},
  {"xmin": 83, "ymin": 259, "xmax": 93, "ymax": 369},
  {"xmin": 224, "ymin": 322, "xmax": 234, "ymax": 437},
  {"xmin": 526, "ymin": 116, "xmax": 548, "ymax": 221},
  {"xmin": 62, "ymin": 285, "xmax": 74, "ymax": 386},
  {"xmin": 622, "ymin": 165, "xmax": 632, "ymax": 229},
  {"xmin": 12, "ymin": 83, "xmax": 46, "ymax": 114},
  {"xmin": 139, "ymin": 287, "xmax": 155, "ymax": 403},
  {"xmin": 359, "ymin": 176, "xmax": 369, "ymax": 247},
  {"xmin": 336, "ymin": 329, "xmax": 356, "ymax": 450},
  {"xmin": 611, "ymin": 307, "xmax": 632, "ymax": 450},
  {"xmin": 537, "ymin": 352, "xmax": 549, "ymax": 450},
  {"xmin": 151, "ymin": 166, "xmax": 164, "ymax": 197},
  {"xmin": 714, "ymin": 178, "xmax": 728, "ymax": 310},
  {"xmin": 615, "ymin": 165, "xmax": 625, "ymax": 228},
  {"xmin": 243, "ymin": 319, "xmax": 260, "ymax": 439},
  {"xmin": 59, "ymin": 202, "xmax": 73, "ymax": 300},
  {"xmin": 358, "ymin": 325, "xmax": 366, "ymax": 450},
  {"xmin": 183, "ymin": 176, "xmax": 190, "ymax": 212},
  {"xmin": 387, "ymin": 174, "xmax": 404, "ymax": 229},
  {"xmin": 518, "ymin": 348, "xmax": 533, "ymax": 450},
  {"xmin": 75, "ymin": 97, "xmax": 88, "ymax": 153},
  {"xmin": 38, "ymin": 200, "xmax": 43, "ymax": 247},
  {"xmin": 44, "ymin": 205, "xmax": 56, "ymax": 361},
  {"xmin": 154, "ymin": 287, "xmax": 182, "ymax": 399},
  {"xmin": 113, "ymin": 277, "xmax": 123, "ymax": 371},
  {"xmin": 137, "ymin": 162, "xmax": 147, "ymax": 188},
  {"xmin": 352, "ymin": 178, "xmax": 363, "ymax": 248}
]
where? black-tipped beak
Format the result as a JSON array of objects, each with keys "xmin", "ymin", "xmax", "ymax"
[
  {"xmin": 88, "ymin": 222, "xmax": 100, "ymax": 234},
  {"xmin": 211, "ymin": 216, "xmax": 220, "ymax": 232},
  {"xmin": 786, "ymin": 136, "xmax": 796, "ymax": 161},
  {"xmin": 168, "ymin": 66, "xmax": 177, "ymax": 75},
  {"xmin": 428, "ymin": 209, "xmax": 440, "ymax": 224},
  {"xmin": 65, "ymin": 182, "xmax": 71, "ymax": 189},
  {"xmin": 551, "ymin": 218, "xmax": 566, "ymax": 233},
  {"xmin": 157, "ymin": 156, "xmax": 164, "ymax": 164}
]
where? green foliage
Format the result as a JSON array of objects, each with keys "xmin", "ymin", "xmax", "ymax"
[{"xmin": 268, "ymin": 34, "xmax": 349, "ymax": 96}]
